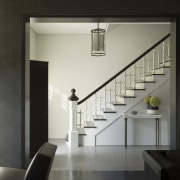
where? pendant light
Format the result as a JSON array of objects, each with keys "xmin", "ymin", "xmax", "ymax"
[{"xmin": 91, "ymin": 22, "xmax": 106, "ymax": 56}]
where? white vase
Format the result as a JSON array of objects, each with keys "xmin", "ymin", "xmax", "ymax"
[{"xmin": 147, "ymin": 109, "xmax": 159, "ymax": 115}]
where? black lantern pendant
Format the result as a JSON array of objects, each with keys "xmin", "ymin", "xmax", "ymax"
[{"xmin": 91, "ymin": 22, "xmax": 106, "ymax": 56}]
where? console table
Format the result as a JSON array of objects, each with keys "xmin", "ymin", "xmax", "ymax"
[{"xmin": 122, "ymin": 114, "xmax": 162, "ymax": 148}]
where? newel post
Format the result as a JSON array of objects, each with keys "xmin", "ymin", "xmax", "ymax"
[{"xmin": 68, "ymin": 89, "xmax": 79, "ymax": 147}]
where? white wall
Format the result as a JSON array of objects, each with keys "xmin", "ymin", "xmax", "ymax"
[
  {"xmin": 30, "ymin": 28, "xmax": 37, "ymax": 59},
  {"xmin": 31, "ymin": 23, "xmax": 170, "ymax": 139}
]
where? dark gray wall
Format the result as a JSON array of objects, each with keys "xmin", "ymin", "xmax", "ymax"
[
  {"xmin": 0, "ymin": 0, "xmax": 180, "ymax": 168},
  {"xmin": 170, "ymin": 18, "xmax": 178, "ymax": 149}
]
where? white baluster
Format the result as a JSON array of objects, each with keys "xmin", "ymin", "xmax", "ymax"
[
  {"xmin": 152, "ymin": 49, "xmax": 155, "ymax": 74},
  {"xmin": 114, "ymin": 79, "xmax": 117, "ymax": 102},
  {"xmin": 167, "ymin": 41, "xmax": 170, "ymax": 61},
  {"xmin": 100, "ymin": 96, "xmax": 103, "ymax": 113},
  {"xmin": 129, "ymin": 74, "xmax": 131, "ymax": 89},
  {"xmin": 104, "ymin": 86, "xmax": 107, "ymax": 110},
  {"xmin": 134, "ymin": 64, "xmax": 136, "ymax": 89},
  {"xmin": 143, "ymin": 57, "xmax": 145, "ymax": 82},
  {"xmin": 95, "ymin": 93, "xmax": 97, "ymax": 116},
  {"xmin": 162, "ymin": 41, "xmax": 165, "ymax": 65},
  {"xmin": 110, "ymin": 87, "xmax": 112, "ymax": 105},
  {"xmin": 157, "ymin": 50, "xmax": 160, "ymax": 67},
  {"xmin": 124, "ymin": 71, "xmax": 127, "ymax": 96},
  {"xmin": 90, "ymin": 101, "xmax": 93, "ymax": 121},
  {"xmin": 148, "ymin": 58, "xmax": 150, "ymax": 75},
  {"xmin": 85, "ymin": 101, "xmax": 88, "ymax": 125}
]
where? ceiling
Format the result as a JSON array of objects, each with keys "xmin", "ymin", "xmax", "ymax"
[
  {"xmin": 30, "ymin": 17, "xmax": 170, "ymax": 35},
  {"xmin": 30, "ymin": 23, "xmax": 108, "ymax": 35}
]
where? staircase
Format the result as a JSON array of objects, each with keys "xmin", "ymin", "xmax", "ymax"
[{"xmin": 76, "ymin": 34, "xmax": 171, "ymax": 146}]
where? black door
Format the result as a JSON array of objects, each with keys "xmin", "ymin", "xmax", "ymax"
[{"xmin": 30, "ymin": 60, "xmax": 48, "ymax": 158}]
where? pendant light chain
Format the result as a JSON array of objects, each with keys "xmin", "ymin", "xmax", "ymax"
[{"xmin": 97, "ymin": 22, "xmax": 100, "ymax": 51}]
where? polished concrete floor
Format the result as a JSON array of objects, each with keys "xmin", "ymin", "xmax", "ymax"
[{"xmin": 49, "ymin": 139, "xmax": 170, "ymax": 180}]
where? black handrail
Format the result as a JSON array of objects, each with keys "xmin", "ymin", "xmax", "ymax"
[{"xmin": 78, "ymin": 33, "xmax": 170, "ymax": 105}]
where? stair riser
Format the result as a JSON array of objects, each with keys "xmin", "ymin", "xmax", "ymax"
[
  {"xmin": 113, "ymin": 97, "xmax": 125, "ymax": 104},
  {"xmin": 85, "ymin": 121, "xmax": 95, "ymax": 127},
  {"xmin": 125, "ymin": 90, "xmax": 135, "ymax": 96},
  {"xmin": 158, "ymin": 61, "xmax": 170, "ymax": 67},
  {"xmin": 140, "ymin": 76, "xmax": 154, "ymax": 82},
  {"xmin": 135, "ymin": 83, "xmax": 145, "ymax": 89},
  {"xmin": 153, "ymin": 68, "xmax": 164, "ymax": 74},
  {"xmin": 78, "ymin": 128, "xmax": 86, "ymax": 134}
]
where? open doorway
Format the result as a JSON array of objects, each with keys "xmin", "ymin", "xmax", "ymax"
[{"xmin": 24, "ymin": 16, "xmax": 173, "ymax": 164}]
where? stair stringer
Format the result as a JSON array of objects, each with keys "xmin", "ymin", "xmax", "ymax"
[{"xmin": 79, "ymin": 69, "xmax": 170, "ymax": 146}]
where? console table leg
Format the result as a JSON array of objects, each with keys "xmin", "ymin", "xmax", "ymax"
[
  {"xmin": 125, "ymin": 118, "xmax": 127, "ymax": 148},
  {"xmin": 155, "ymin": 118, "xmax": 157, "ymax": 147},
  {"xmin": 155, "ymin": 118, "xmax": 160, "ymax": 149},
  {"xmin": 157, "ymin": 118, "xmax": 159, "ymax": 148}
]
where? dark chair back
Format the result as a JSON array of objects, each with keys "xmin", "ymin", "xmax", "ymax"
[{"xmin": 24, "ymin": 142, "xmax": 57, "ymax": 180}]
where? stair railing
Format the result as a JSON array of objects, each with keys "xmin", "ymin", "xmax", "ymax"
[{"xmin": 77, "ymin": 33, "xmax": 170, "ymax": 129}]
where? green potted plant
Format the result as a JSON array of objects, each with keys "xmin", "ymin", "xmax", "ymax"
[{"xmin": 144, "ymin": 95, "xmax": 161, "ymax": 114}]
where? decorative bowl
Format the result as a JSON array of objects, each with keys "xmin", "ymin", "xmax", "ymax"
[{"xmin": 131, "ymin": 111, "xmax": 138, "ymax": 115}]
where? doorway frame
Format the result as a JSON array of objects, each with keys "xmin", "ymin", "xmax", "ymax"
[{"xmin": 22, "ymin": 15, "xmax": 178, "ymax": 167}]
